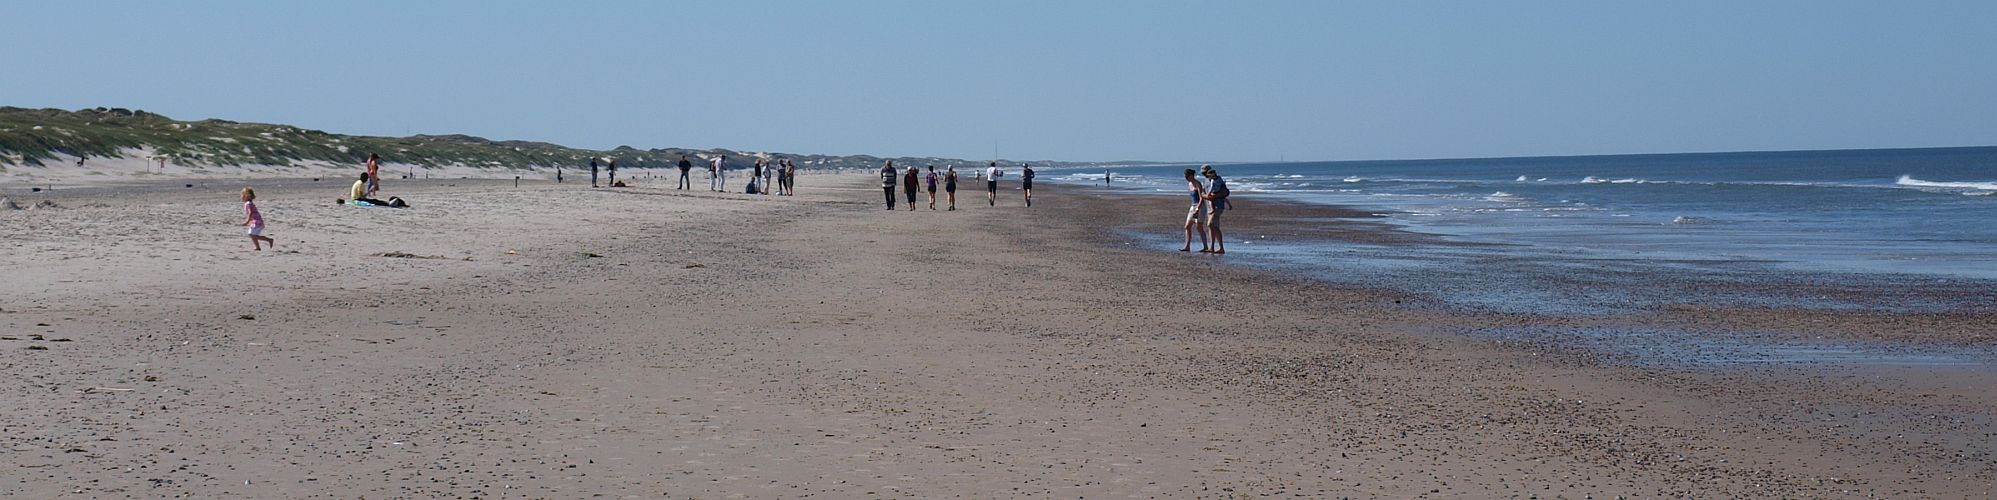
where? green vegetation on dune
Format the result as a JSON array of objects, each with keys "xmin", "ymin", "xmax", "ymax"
[{"xmin": 0, "ymin": 106, "xmax": 1095, "ymax": 171}]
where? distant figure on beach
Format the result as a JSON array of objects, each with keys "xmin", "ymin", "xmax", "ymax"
[
  {"xmin": 944, "ymin": 167, "xmax": 958, "ymax": 210},
  {"xmin": 762, "ymin": 158, "xmax": 776, "ymax": 196},
  {"xmin": 880, "ymin": 160, "xmax": 898, "ymax": 210},
  {"xmin": 774, "ymin": 158, "xmax": 790, "ymax": 195},
  {"xmin": 985, "ymin": 161, "xmax": 1002, "ymax": 207},
  {"xmin": 1105, "ymin": 169, "xmax": 1112, "ymax": 186},
  {"xmin": 903, "ymin": 165, "xmax": 920, "ymax": 210},
  {"xmin": 556, "ymin": 167, "xmax": 563, "ymax": 183},
  {"xmin": 607, "ymin": 159, "xmax": 618, "ymax": 186},
  {"xmin": 240, "ymin": 187, "xmax": 275, "ymax": 251},
  {"xmin": 76, "ymin": 157, "xmax": 85, "ymax": 167},
  {"xmin": 676, "ymin": 155, "xmax": 693, "ymax": 190},
  {"xmin": 924, "ymin": 166, "xmax": 939, "ymax": 210},
  {"xmin": 1201, "ymin": 165, "xmax": 1231, "ymax": 254},
  {"xmin": 1181, "ymin": 168, "xmax": 1210, "ymax": 252},
  {"xmin": 1021, "ymin": 163, "xmax": 1036, "ymax": 207},
  {"xmin": 710, "ymin": 155, "xmax": 726, "ymax": 192},
  {"xmin": 365, "ymin": 153, "xmax": 382, "ymax": 196}
]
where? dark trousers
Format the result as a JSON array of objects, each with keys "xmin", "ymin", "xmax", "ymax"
[
  {"xmin": 883, "ymin": 186, "xmax": 896, "ymax": 209},
  {"xmin": 678, "ymin": 169, "xmax": 691, "ymax": 189}
]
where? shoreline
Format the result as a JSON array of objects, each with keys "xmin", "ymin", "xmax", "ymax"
[{"xmin": 3, "ymin": 174, "xmax": 1993, "ymax": 496}]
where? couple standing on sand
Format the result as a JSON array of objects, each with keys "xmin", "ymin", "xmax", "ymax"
[
  {"xmin": 1181, "ymin": 164, "xmax": 1232, "ymax": 254},
  {"xmin": 589, "ymin": 158, "xmax": 619, "ymax": 188}
]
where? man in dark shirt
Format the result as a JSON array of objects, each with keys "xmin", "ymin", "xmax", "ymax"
[
  {"xmin": 880, "ymin": 160, "xmax": 898, "ymax": 211},
  {"xmin": 590, "ymin": 159, "xmax": 599, "ymax": 188},
  {"xmin": 676, "ymin": 155, "xmax": 693, "ymax": 190}
]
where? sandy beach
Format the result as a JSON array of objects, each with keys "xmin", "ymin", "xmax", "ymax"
[{"xmin": 3, "ymin": 172, "xmax": 1993, "ymax": 497}]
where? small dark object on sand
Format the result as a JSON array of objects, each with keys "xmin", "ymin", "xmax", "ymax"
[
  {"xmin": 26, "ymin": 345, "xmax": 47, "ymax": 350},
  {"xmin": 238, "ymin": 314, "xmax": 255, "ymax": 320},
  {"xmin": 683, "ymin": 263, "xmax": 705, "ymax": 269},
  {"xmin": 29, "ymin": 187, "xmax": 41, "ymax": 192},
  {"xmin": 185, "ymin": 184, "xmax": 193, "ymax": 188}
]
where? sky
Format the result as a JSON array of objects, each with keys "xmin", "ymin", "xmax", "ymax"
[{"xmin": 4, "ymin": 0, "xmax": 1995, "ymax": 162}]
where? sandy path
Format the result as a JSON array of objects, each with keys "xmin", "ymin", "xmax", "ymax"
[{"xmin": 2, "ymin": 175, "xmax": 1992, "ymax": 497}]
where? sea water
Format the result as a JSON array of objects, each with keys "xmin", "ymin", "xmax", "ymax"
[{"xmin": 1050, "ymin": 146, "xmax": 1997, "ymax": 314}]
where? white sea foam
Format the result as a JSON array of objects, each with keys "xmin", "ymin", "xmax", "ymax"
[
  {"xmin": 1582, "ymin": 176, "xmax": 1647, "ymax": 184},
  {"xmin": 1896, "ymin": 175, "xmax": 1997, "ymax": 191},
  {"xmin": 1344, "ymin": 176, "xmax": 1364, "ymax": 182},
  {"xmin": 1485, "ymin": 191, "xmax": 1530, "ymax": 202},
  {"xmin": 1515, "ymin": 175, "xmax": 1529, "ymax": 182}
]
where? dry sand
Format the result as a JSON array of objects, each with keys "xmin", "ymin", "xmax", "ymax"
[{"xmin": 2, "ymin": 172, "xmax": 1993, "ymax": 497}]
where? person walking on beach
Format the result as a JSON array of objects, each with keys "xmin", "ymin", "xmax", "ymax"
[
  {"xmin": 985, "ymin": 161, "xmax": 1002, "ymax": 207},
  {"xmin": 590, "ymin": 159, "xmax": 600, "ymax": 188},
  {"xmin": 924, "ymin": 166, "xmax": 939, "ymax": 210},
  {"xmin": 880, "ymin": 160, "xmax": 898, "ymax": 210},
  {"xmin": 607, "ymin": 159, "xmax": 618, "ymax": 186},
  {"xmin": 710, "ymin": 155, "xmax": 726, "ymax": 192},
  {"xmin": 944, "ymin": 166, "xmax": 959, "ymax": 210},
  {"xmin": 676, "ymin": 155, "xmax": 693, "ymax": 190},
  {"xmin": 1021, "ymin": 163, "xmax": 1036, "ymax": 207},
  {"xmin": 750, "ymin": 159, "xmax": 764, "ymax": 194},
  {"xmin": 1181, "ymin": 168, "xmax": 1210, "ymax": 252},
  {"xmin": 240, "ymin": 187, "xmax": 275, "ymax": 251},
  {"xmin": 364, "ymin": 153, "xmax": 382, "ymax": 197},
  {"xmin": 1202, "ymin": 165, "xmax": 1232, "ymax": 254},
  {"xmin": 903, "ymin": 165, "xmax": 920, "ymax": 210}
]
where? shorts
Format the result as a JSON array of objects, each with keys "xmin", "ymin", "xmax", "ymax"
[
  {"xmin": 986, "ymin": 181, "xmax": 998, "ymax": 193},
  {"xmin": 1022, "ymin": 181, "xmax": 1033, "ymax": 190},
  {"xmin": 1186, "ymin": 204, "xmax": 1206, "ymax": 223},
  {"xmin": 1206, "ymin": 207, "xmax": 1225, "ymax": 226},
  {"xmin": 945, "ymin": 183, "xmax": 956, "ymax": 193},
  {"xmin": 247, "ymin": 225, "xmax": 265, "ymax": 236}
]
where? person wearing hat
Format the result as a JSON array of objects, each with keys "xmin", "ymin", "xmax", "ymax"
[{"xmin": 1200, "ymin": 165, "xmax": 1232, "ymax": 254}]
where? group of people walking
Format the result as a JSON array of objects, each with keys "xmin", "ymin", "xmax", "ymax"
[
  {"xmin": 1182, "ymin": 164, "xmax": 1232, "ymax": 254},
  {"xmin": 880, "ymin": 161, "xmax": 1035, "ymax": 211}
]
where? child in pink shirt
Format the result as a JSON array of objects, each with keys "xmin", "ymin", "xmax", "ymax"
[{"xmin": 241, "ymin": 187, "xmax": 275, "ymax": 251}]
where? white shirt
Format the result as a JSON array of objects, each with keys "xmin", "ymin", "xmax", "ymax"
[
  {"xmin": 986, "ymin": 166, "xmax": 1001, "ymax": 181},
  {"xmin": 710, "ymin": 157, "xmax": 724, "ymax": 170}
]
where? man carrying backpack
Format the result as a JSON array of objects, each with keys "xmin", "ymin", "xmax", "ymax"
[{"xmin": 1201, "ymin": 165, "xmax": 1233, "ymax": 255}]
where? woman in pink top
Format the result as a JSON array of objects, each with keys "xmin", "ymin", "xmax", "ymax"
[{"xmin": 241, "ymin": 187, "xmax": 275, "ymax": 251}]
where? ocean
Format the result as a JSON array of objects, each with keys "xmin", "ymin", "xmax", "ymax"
[{"xmin": 1048, "ymin": 146, "xmax": 1997, "ymax": 314}]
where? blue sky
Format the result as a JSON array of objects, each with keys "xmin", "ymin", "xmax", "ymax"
[{"xmin": 4, "ymin": 0, "xmax": 1994, "ymax": 162}]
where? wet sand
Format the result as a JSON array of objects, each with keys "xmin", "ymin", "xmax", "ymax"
[{"xmin": 2, "ymin": 174, "xmax": 1992, "ymax": 497}]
